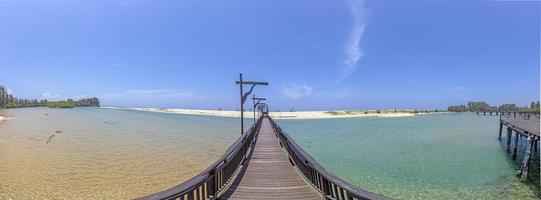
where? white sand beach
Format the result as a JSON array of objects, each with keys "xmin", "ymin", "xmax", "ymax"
[{"xmin": 102, "ymin": 107, "xmax": 426, "ymax": 119}]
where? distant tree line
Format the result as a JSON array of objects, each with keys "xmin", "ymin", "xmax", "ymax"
[
  {"xmin": 448, "ymin": 101, "xmax": 540, "ymax": 112},
  {"xmin": 0, "ymin": 85, "xmax": 100, "ymax": 109}
]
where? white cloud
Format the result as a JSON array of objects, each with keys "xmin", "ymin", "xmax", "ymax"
[
  {"xmin": 281, "ymin": 83, "xmax": 313, "ymax": 99},
  {"xmin": 337, "ymin": 0, "xmax": 369, "ymax": 83},
  {"xmin": 99, "ymin": 89, "xmax": 197, "ymax": 106},
  {"xmin": 41, "ymin": 93, "xmax": 63, "ymax": 101},
  {"xmin": 41, "ymin": 93, "xmax": 88, "ymax": 101}
]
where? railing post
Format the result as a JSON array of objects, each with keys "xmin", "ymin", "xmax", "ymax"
[{"xmin": 208, "ymin": 171, "xmax": 216, "ymax": 199}]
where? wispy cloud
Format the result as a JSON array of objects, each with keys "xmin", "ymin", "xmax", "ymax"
[
  {"xmin": 281, "ymin": 83, "xmax": 313, "ymax": 99},
  {"xmin": 450, "ymin": 86, "xmax": 465, "ymax": 91},
  {"xmin": 337, "ymin": 0, "xmax": 369, "ymax": 83},
  {"xmin": 334, "ymin": 88, "xmax": 355, "ymax": 99},
  {"xmin": 113, "ymin": 63, "xmax": 129, "ymax": 69},
  {"xmin": 123, "ymin": 89, "xmax": 193, "ymax": 98},
  {"xmin": 115, "ymin": 0, "xmax": 131, "ymax": 6}
]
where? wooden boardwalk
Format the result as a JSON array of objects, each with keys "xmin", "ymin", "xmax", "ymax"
[
  {"xmin": 222, "ymin": 118, "xmax": 322, "ymax": 200},
  {"xmin": 500, "ymin": 119, "xmax": 540, "ymax": 137},
  {"xmin": 498, "ymin": 118, "xmax": 540, "ymax": 182},
  {"xmin": 139, "ymin": 115, "xmax": 388, "ymax": 200}
]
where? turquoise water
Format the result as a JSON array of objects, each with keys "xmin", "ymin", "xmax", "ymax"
[{"xmin": 277, "ymin": 113, "xmax": 540, "ymax": 199}]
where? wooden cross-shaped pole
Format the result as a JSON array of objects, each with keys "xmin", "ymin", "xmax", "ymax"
[
  {"xmin": 236, "ymin": 73, "xmax": 268, "ymax": 135},
  {"xmin": 252, "ymin": 95, "xmax": 266, "ymax": 122}
]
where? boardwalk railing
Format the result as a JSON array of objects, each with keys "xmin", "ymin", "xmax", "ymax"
[
  {"xmin": 267, "ymin": 116, "xmax": 390, "ymax": 200},
  {"xmin": 138, "ymin": 116, "xmax": 264, "ymax": 200}
]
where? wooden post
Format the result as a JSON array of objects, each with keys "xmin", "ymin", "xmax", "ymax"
[
  {"xmin": 239, "ymin": 73, "xmax": 244, "ymax": 135},
  {"xmin": 507, "ymin": 127, "xmax": 512, "ymax": 153},
  {"xmin": 252, "ymin": 95, "xmax": 256, "ymax": 123},
  {"xmin": 498, "ymin": 122, "xmax": 503, "ymax": 140},
  {"xmin": 512, "ymin": 131, "xmax": 520, "ymax": 160},
  {"xmin": 520, "ymin": 135, "xmax": 534, "ymax": 182},
  {"xmin": 236, "ymin": 74, "xmax": 268, "ymax": 135},
  {"xmin": 534, "ymin": 139, "xmax": 538, "ymax": 152}
]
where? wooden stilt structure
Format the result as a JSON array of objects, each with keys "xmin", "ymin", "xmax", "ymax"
[{"xmin": 496, "ymin": 114, "xmax": 540, "ymax": 185}]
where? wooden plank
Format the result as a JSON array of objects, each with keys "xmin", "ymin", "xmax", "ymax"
[{"xmin": 222, "ymin": 118, "xmax": 322, "ymax": 200}]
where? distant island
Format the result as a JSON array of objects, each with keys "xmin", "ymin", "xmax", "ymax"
[
  {"xmin": 0, "ymin": 85, "xmax": 100, "ymax": 109},
  {"xmin": 448, "ymin": 101, "xmax": 540, "ymax": 112}
]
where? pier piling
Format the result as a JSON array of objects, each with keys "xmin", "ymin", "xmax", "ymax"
[
  {"xmin": 498, "ymin": 122, "xmax": 503, "ymax": 140},
  {"xmin": 506, "ymin": 127, "xmax": 512, "ymax": 152},
  {"xmin": 512, "ymin": 131, "xmax": 519, "ymax": 160},
  {"xmin": 520, "ymin": 135, "xmax": 534, "ymax": 182}
]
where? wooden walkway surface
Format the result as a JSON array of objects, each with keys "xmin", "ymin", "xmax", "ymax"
[
  {"xmin": 221, "ymin": 118, "xmax": 322, "ymax": 200},
  {"xmin": 501, "ymin": 119, "xmax": 540, "ymax": 136}
]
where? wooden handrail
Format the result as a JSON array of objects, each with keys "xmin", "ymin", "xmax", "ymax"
[
  {"xmin": 267, "ymin": 116, "xmax": 391, "ymax": 200},
  {"xmin": 137, "ymin": 116, "xmax": 264, "ymax": 200}
]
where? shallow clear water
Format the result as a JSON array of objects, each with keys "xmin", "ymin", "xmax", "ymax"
[
  {"xmin": 277, "ymin": 113, "xmax": 540, "ymax": 199},
  {"xmin": 0, "ymin": 107, "xmax": 251, "ymax": 199},
  {"xmin": 1, "ymin": 109, "xmax": 538, "ymax": 199}
]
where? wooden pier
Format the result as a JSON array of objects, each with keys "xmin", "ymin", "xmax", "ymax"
[
  {"xmin": 477, "ymin": 111, "xmax": 540, "ymax": 120},
  {"xmin": 221, "ymin": 118, "xmax": 322, "ymax": 199},
  {"xmin": 498, "ymin": 112, "xmax": 540, "ymax": 182},
  {"xmin": 139, "ymin": 115, "xmax": 389, "ymax": 200}
]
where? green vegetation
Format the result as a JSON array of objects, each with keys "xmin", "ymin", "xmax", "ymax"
[
  {"xmin": 324, "ymin": 111, "xmax": 343, "ymax": 115},
  {"xmin": 448, "ymin": 101, "xmax": 540, "ymax": 112},
  {"xmin": 0, "ymin": 85, "xmax": 100, "ymax": 109},
  {"xmin": 447, "ymin": 105, "xmax": 467, "ymax": 112}
]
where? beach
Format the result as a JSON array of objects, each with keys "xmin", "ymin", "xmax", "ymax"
[{"xmin": 102, "ymin": 107, "xmax": 430, "ymax": 119}]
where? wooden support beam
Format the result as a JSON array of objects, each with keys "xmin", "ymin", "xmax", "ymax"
[
  {"xmin": 507, "ymin": 127, "xmax": 512, "ymax": 153},
  {"xmin": 512, "ymin": 131, "xmax": 520, "ymax": 160},
  {"xmin": 520, "ymin": 135, "xmax": 534, "ymax": 182}
]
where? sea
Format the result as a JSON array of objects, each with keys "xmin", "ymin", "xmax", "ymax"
[{"xmin": 0, "ymin": 108, "xmax": 538, "ymax": 199}]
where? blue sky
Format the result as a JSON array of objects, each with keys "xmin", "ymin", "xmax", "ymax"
[{"xmin": 0, "ymin": 0, "xmax": 539, "ymax": 110}]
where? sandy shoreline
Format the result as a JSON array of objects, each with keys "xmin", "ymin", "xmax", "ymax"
[{"xmin": 101, "ymin": 107, "xmax": 437, "ymax": 119}]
